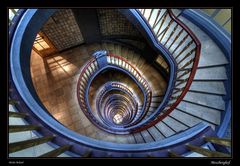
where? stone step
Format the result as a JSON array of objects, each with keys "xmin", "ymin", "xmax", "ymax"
[
  {"xmin": 115, "ymin": 135, "xmax": 132, "ymax": 144},
  {"xmin": 155, "ymin": 121, "xmax": 175, "ymax": 137},
  {"xmin": 170, "ymin": 109, "xmax": 202, "ymax": 127},
  {"xmin": 141, "ymin": 130, "xmax": 155, "ymax": 142},
  {"xmin": 150, "ymin": 102, "xmax": 160, "ymax": 108},
  {"xmin": 101, "ymin": 42, "xmax": 109, "ymax": 50},
  {"xmin": 133, "ymin": 133, "xmax": 145, "ymax": 143},
  {"xmin": 183, "ymin": 91, "xmax": 225, "ymax": 110},
  {"xmin": 177, "ymin": 100, "xmax": 221, "ymax": 125},
  {"xmin": 194, "ymin": 66, "xmax": 227, "ymax": 80},
  {"xmin": 190, "ymin": 81, "xmax": 226, "ymax": 95},
  {"xmin": 148, "ymin": 126, "xmax": 165, "ymax": 141},
  {"xmin": 170, "ymin": 109, "xmax": 216, "ymax": 129},
  {"xmin": 151, "ymin": 96, "xmax": 163, "ymax": 102},
  {"xmin": 162, "ymin": 116, "xmax": 188, "ymax": 132},
  {"xmin": 126, "ymin": 49, "xmax": 134, "ymax": 62},
  {"xmin": 136, "ymin": 57, "xmax": 146, "ymax": 70},
  {"xmin": 127, "ymin": 135, "xmax": 137, "ymax": 144}
]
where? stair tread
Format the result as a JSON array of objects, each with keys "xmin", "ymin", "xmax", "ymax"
[
  {"xmin": 177, "ymin": 100, "xmax": 221, "ymax": 125},
  {"xmin": 170, "ymin": 109, "xmax": 202, "ymax": 127},
  {"xmin": 190, "ymin": 81, "xmax": 226, "ymax": 95},
  {"xmin": 171, "ymin": 109, "xmax": 217, "ymax": 130},
  {"xmin": 148, "ymin": 126, "xmax": 165, "ymax": 140},
  {"xmin": 141, "ymin": 130, "xmax": 155, "ymax": 142},
  {"xmin": 183, "ymin": 91, "xmax": 225, "ymax": 110},
  {"xmin": 127, "ymin": 135, "xmax": 136, "ymax": 144},
  {"xmin": 151, "ymin": 97, "xmax": 163, "ymax": 102},
  {"xmin": 162, "ymin": 116, "xmax": 188, "ymax": 132},
  {"xmin": 178, "ymin": 16, "xmax": 229, "ymax": 67},
  {"xmin": 194, "ymin": 66, "xmax": 227, "ymax": 80},
  {"xmin": 134, "ymin": 133, "xmax": 145, "ymax": 143},
  {"xmin": 155, "ymin": 121, "xmax": 175, "ymax": 137}
]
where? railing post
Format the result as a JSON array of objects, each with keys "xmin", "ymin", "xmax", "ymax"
[
  {"xmin": 9, "ymin": 136, "xmax": 54, "ymax": 153},
  {"xmin": 9, "ymin": 111, "xmax": 27, "ymax": 118},
  {"xmin": 204, "ymin": 136, "xmax": 231, "ymax": 147},
  {"xmin": 9, "ymin": 125, "xmax": 40, "ymax": 133},
  {"xmin": 9, "ymin": 99, "xmax": 19, "ymax": 105},
  {"xmin": 92, "ymin": 50, "xmax": 108, "ymax": 69},
  {"xmin": 186, "ymin": 144, "xmax": 231, "ymax": 157}
]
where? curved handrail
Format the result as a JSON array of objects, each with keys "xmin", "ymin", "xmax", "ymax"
[
  {"xmin": 162, "ymin": 9, "xmax": 201, "ymax": 117},
  {"xmin": 76, "ymin": 53, "xmax": 152, "ymax": 133},
  {"xmin": 131, "ymin": 9, "xmax": 201, "ymax": 131},
  {"xmin": 120, "ymin": 9, "xmax": 178, "ymax": 130}
]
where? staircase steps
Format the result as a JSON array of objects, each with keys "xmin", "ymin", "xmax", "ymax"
[{"xmin": 155, "ymin": 121, "xmax": 175, "ymax": 137}]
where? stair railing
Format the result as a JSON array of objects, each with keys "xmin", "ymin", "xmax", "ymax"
[
  {"xmin": 76, "ymin": 53, "xmax": 152, "ymax": 133},
  {"xmin": 132, "ymin": 9, "xmax": 201, "ymax": 131}
]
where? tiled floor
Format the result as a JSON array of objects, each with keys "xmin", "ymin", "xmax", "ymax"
[
  {"xmin": 31, "ymin": 45, "xmax": 92, "ymax": 133},
  {"xmin": 30, "ymin": 43, "xmax": 167, "ymax": 143}
]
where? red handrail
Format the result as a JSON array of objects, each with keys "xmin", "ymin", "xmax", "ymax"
[{"xmin": 133, "ymin": 9, "xmax": 201, "ymax": 132}]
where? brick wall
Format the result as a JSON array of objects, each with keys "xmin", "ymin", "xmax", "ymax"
[
  {"xmin": 41, "ymin": 9, "xmax": 84, "ymax": 51},
  {"xmin": 97, "ymin": 9, "xmax": 141, "ymax": 37}
]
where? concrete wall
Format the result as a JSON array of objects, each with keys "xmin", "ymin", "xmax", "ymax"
[{"xmin": 72, "ymin": 9, "xmax": 101, "ymax": 44}]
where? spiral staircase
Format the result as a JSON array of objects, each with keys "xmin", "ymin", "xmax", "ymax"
[{"xmin": 8, "ymin": 9, "xmax": 231, "ymax": 157}]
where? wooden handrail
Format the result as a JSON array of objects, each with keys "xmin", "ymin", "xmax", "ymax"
[{"xmin": 133, "ymin": 9, "xmax": 201, "ymax": 132}]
